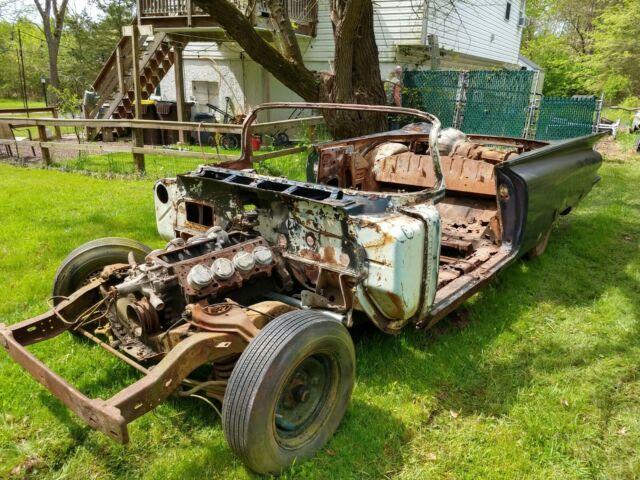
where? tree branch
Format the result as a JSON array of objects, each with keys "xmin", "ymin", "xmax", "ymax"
[
  {"xmin": 53, "ymin": 0, "xmax": 69, "ymax": 38},
  {"xmin": 265, "ymin": 0, "xmax": 304, "ymax": 66},
  {"xmin": 193, "ymin": 0, "xmax": 319, "ymax": 101},
  {"xmin": 33, "ymin": 0, "xmax": 45, "ymax": 18}
]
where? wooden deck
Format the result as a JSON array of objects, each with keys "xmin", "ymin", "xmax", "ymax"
[{"xmin": 137, "ymin": 0, "xmax": 318, "ymax": 37}]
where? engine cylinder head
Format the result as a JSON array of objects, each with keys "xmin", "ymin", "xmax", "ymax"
[
  {"xmin": 187, "ymin": 264, "xmax": 214, "ymax": 290},
  {"xmin": 211, "ymin": 257, "xmax": 235, "ymax": 280},
  {"xmin": 253, "ymin": 246, "xmax": 274, "ymax": 265},
  {"xmin": 233, "ymin": 251, "xmax": 255, "ymax": 273}
]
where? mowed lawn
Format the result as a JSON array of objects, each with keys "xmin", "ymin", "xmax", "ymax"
[{"xmin": 0, "ymin": 154, "xmax": 639, "ymax": 479}]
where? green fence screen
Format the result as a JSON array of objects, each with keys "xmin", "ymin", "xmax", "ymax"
[
  {"xmin": 535, "ymin": 96, "xmax": 597, "ymax": 140},
  {"xmin": 403, "ymin": 70, "xmax": 460, "ymax": 128},
  {"xmin": 460, "ymin": 70, "xmax": 535, "ymax": 137},
  {"xmin": 402, "ymin": 69, "xmax": 598, "ymax": 140}
]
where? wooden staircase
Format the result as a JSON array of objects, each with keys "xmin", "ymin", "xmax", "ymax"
[
  {"xmin": 86, "ymin": 0, "xmax": 319, "ymax": 127},
  {"xmin": 88, "ymin": 29, "xmax": 175, "ymax": 121}
]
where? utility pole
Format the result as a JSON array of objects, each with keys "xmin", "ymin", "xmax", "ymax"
[
  {"xmin": 16, "ymin": 28, "xmax": 29, "ymax": 116},
  {"xmin": 41, "ymin": 77, "xmax": 48, "ymax": 107}
]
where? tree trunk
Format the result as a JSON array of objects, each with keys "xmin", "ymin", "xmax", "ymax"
[
  {"xmin": 319, "ymin": 0, "xmax": 387, "ymax": 137},
  {"xmin": 46, "ymin": 38, "xmax": 61, "ymax": 103},
  {"xmin": 193, "ymin": 0, "xmax": 387, "ymax": 139},
  {"xmin": 34, "ymin": 0, "xmax": 69, "ymax": 106}
]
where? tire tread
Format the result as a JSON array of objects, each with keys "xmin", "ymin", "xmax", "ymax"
[{"xmin": 222, "ymin": 311, "xmax": 345, "ymax": 468}]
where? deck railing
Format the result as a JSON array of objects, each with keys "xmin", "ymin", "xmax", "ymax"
[{"xmin": 138, "ymin": 0, "xmax": 317, "ymax": 26}]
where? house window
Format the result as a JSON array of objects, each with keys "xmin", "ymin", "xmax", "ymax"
[{"xmin": 505, "ymin": 2, "xmax": 512, "ymax": 21}]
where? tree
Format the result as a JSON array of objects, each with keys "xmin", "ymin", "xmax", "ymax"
[
  {"xmin": 521, "ymin": 0, "xmax": 615, "ymax": 97},
  {"xmin": 587, "ymin": 0, "xmax": 640, "ymax": 100},
  {"xmin": 33, "ymin": 0, "xmax": 70, "ymax": 104},
  {"xmin": 63, "ymin": 0, "xmax": 134, "ymax": 94},
  {"xmin": 192, "ymin": 0, "xmax": 387, "ymax": 138},
  {"xmin": 521, "ymin": 33, "xmax": 590, "ymax": 96},
  {"xmin": 0, "ymin": 19, "xmax": 49, "ymax": 99}
]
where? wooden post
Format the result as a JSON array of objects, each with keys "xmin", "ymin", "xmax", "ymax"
[
  {"xmin": 130, "ymin": 25, "xmax": 145, "ymax": 171},
  {"xmin": 116, "ymin": 44, "xmax": 125, "ymax": 96},
  {"xmin": 131, "ymin": 26, "xmax": 143, "ymax": 121},
  {"xmin": 102, "ymin": 127, "xmax": 114, "ymax": 142},
  {"xmin": 307, "ymin": 125, "xmax": 316, "ymax": 144},
  {"xmin": 174, "ymin": 44, "xmax": 187, "ymax": 144},
  {"xmin": 37, "ymin": 125, "xmax": 51, "ymax": 166},
  {"xmin": 51, "ymin": 107, "xmax": 62, "ymax": 139},
  {"xmin": 187, "ymin": 0, "xmax": 192, "ymax": 27},
  {"xmin": 428, "ymin": 34, "xmax": 441, "ymax": 70},
  {"xmin": 132, "ymin": 127, "xmax": 145, "ymax": 172}
]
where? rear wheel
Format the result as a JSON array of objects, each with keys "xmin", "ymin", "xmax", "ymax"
[
  {"xmin": 220, "ymin": 134, "xmax": 239, "ymax": 150},
  {"xmin": 53, "ymin": 237, "xmax": 151, "ymax": 300},
  {"xmin": 222, "ymin": 310, "xmax": 355, "ymax": 475},
  {"xmin": 273, "ymin": 132, "xmax": 290, "ymax": 147}
]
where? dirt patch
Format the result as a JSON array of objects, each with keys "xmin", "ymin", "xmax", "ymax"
[
  {"xmin": 10, "ymin": 455, "xmax": 44, "ymax": 477},
  {"xmin": 598, "ymin": 136, "xmax": 638, "ymax": 162}
]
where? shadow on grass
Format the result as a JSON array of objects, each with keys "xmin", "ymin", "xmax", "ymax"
[
  {"xmin": 346, "ymin": 204, "xmax": 640, "ymax": 471},
  {"xmin": 23, "ymin": 189, "xmax": 640, "ymax": 478}
]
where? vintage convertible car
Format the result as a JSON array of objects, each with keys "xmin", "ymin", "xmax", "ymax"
[{"xmin": 0, "ymin": 103, "xmax": 603, "ymax": 474}]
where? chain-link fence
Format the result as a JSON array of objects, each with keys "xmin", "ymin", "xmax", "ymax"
[
  {"xmin": 460, "ymin": 70, "xmax": 535, "ymax": 137},
  {"xmin": 404, "ymin": 70, "xmax": 461, "ymax": 128},
  {"xmin": 534, "ymin": 96, "xmax": 598, "ymax": 140},
  {"xmin": 404, "ymin": 69, "xmax": 599, "ymax": 140}
]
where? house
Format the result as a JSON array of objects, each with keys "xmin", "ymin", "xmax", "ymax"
[
  {"xmin": 518, "ymin": 54, "xmax": 545, "ymax": 94},
  {"xmin": 88, "ymin": 0, "xmax": 529, "ymax": 126}
]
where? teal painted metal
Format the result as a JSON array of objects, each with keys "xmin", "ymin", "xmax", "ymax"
[
  {"xmin": 403, "ymin": 70, "xmax": 460, "ymax": 128},
  {"xmin": 535, "ymin": 96, "xmax": 597, "ymax": 140},
  {"xmin": 460, "ymin": 70, "xmax": 535, "ymax": 137},
  {"xmin": 402, "ymin": 69, "xmax": 597, "ymax": 140}
]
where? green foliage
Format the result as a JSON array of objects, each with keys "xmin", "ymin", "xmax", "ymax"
[
  {"xmin": 0, "ymin": 20, "xmax": 50, "ymax": 99},
  {"xmin": 523, "ymin": 0, "xmax": 640, "ymax": 102},
  {"xmin": 47, "ymin": 86, "xmax": 81, "ymax": 116},
  {"xmin": 587, "ymin": 0, "xmax": 640, "ymax": 101},
  {"xmin": 62, "ymin": 0, "xmax": 135, "ymax": 94},
  {"xmin": 521, "ymin": 34, "xmax": 591, "ymax": 96},
  {"xmin": 0, "ymin": 0, "xmax": 134, "ymax": 101}
]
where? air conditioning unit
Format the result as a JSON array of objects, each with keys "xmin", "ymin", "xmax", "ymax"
[{"xmin": 518, "ymin": 15, "xmax": 531, "ymax": 27}]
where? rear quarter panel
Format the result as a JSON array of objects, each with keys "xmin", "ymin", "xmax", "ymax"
[{"xmin": 498, "ymin": 134, "xmax": 604, "ymax": 254}]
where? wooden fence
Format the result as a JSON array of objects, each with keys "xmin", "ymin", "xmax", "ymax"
[
  {"xmin": 0, "ymin": 107, "xmax": 63, "ymax": 139},
  {"xmin": 0, "ymin": 115, "xmax": 324, "ymax": 173}
]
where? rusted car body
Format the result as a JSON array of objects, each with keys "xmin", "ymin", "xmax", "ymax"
[{"xmin": 0, "ymin": 103, "xmax": 603, "ymax": 474}]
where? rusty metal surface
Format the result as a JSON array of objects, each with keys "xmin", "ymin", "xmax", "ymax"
[
  {"xmin": 1, "ymin": 102, "xmax": 605, "ymax": 462},
  {"xmin": 0, "ymin": 257, "xmax": 279, "ymax": 444},
  {"xmin": 153, "ymin": 237, "xmax": 277, "ymax": 297},
  {"xmin": 0, "ymin": 322, "xmax": 130, "ymax": 442}
]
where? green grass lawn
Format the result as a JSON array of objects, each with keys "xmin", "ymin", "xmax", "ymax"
[
  {"xmin": 53, "ymin": 146, "xmax": 309, "ymax": 180},
  {"xmin": 0, "ymin": 99, "xmax": 46, "ymax": 110},
  {"xmin": 0, "ymin": 151, "xmax": 639, "ymax": 479}
]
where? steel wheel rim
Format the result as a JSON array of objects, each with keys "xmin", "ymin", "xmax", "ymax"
[{"xmin": 274, "ymin": 352, "xmax": 338, "ymax": 448}]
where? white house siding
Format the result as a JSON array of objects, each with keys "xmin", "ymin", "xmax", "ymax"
[
  {"xmin": 303, "ymin": 0, "xmax": 424, "ymax": 64},
  {"xmin": 426, "ymin": 0, "xmax": 525, "ymax": 65},
  {"xmin": 158, "ymin": 43, "xmax": 245, "ymax": 117}
]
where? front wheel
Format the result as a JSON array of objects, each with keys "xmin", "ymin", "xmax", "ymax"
[
  {"xmin": 222, "ymin": 310, "xmax": 355, "ymax": 475},
  {"xmin": 53, "ymin": 237, "xmax": 151, "ymax": 299}
]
